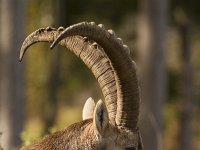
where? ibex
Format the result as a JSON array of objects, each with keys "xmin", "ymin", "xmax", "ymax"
[{"xmin": 19, "ymin": 22, "xmax": 143, "ymax": 150}]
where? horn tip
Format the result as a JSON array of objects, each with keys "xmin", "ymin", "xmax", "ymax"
[
  {"xmin": 19, "ymin": 56, "xmax": 23, "ymax": 62},
  {"xmin": 51, "ymin": 35, "xmax": 62, "ymax": 49},
  {"xmin": 19, "ymin": 50, "xmax": 24, "ymax": 62},
  {"xmin": 50, "ymin": 42, "xmax": 56, "ymax": 49}
]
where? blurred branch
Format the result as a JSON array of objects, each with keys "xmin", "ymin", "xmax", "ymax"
[
  {"xmin": 175, "ymin": 9, "xmax": 195, "ymax": 150},
  {"xmin": 138, "ymin": 0, "xmax": 168, "ymax": 149},
  {"xmin": 0, "ymin": 0, "xmax": 26, "ymax": 149}
]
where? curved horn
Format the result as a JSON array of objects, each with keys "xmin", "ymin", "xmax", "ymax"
[
  {"xmin": 19, "ymin": 27, "xmax": 117, "ymax": 124},
  {"xmin": 51, "ymin": 22, "xmax": 140, "ymax": 131}
]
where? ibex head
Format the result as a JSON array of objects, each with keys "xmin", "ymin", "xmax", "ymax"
[{"xmin": 20, "ymin": 22, "xmax": 143, "ymax": 150}]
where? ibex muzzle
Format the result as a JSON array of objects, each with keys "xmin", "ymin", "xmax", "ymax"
[{"xmin": 19, "ymin": 22, "xmax": 143, "ymax": 150}]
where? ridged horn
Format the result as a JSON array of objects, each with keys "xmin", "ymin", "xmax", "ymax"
[
  {"xmin": 19, "ymin": 27, "xmax": 118, "ymax": 124},
  {"xmin": 51, "ymin": 22, "xmax": 140, "ymax": 131}
]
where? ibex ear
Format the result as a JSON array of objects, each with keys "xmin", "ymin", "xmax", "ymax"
[
  {"xmin": 82, "ymin": 97, "xmax": 95, "ymax": 120},
  {"xmin": 93, "ymin": 99, "xmax": 109, "ymax": 137}
]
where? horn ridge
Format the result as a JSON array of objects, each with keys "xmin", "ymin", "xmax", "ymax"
[
  {"xmin": 50, "ymin": 22, "xmax": 140, "ymax": 130},
  {"xmin": 19, "ymin": 28, "xmax": 118, "ymax": 124}
]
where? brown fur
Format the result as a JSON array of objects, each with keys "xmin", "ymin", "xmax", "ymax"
[
  {"xmin": 20, "ymin": 119, "xmax": 99, "ymax": 150},
  {"xmin": 20, "ymin": 113, "xmax": 142, "ymax": 150}
]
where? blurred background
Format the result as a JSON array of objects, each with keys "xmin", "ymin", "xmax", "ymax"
[{"xmin": 0, "ymin": 0, "xmax": 200, "ymax": 149}]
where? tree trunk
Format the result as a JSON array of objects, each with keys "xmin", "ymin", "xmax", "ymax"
[
  {"xmin": 137, "ymin": 0, "xmax": 168, "ymax": 149},
  {"xmin": 0, "ymin": 0, "xmax": 25, "ymax": 149},
  {"xmin": 178, "ymin": 17, "xmax": 194, "ymax": 150},
  {"xmin": 42, "ymin": 0, "xmax": 69, "ymax": 134}
]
